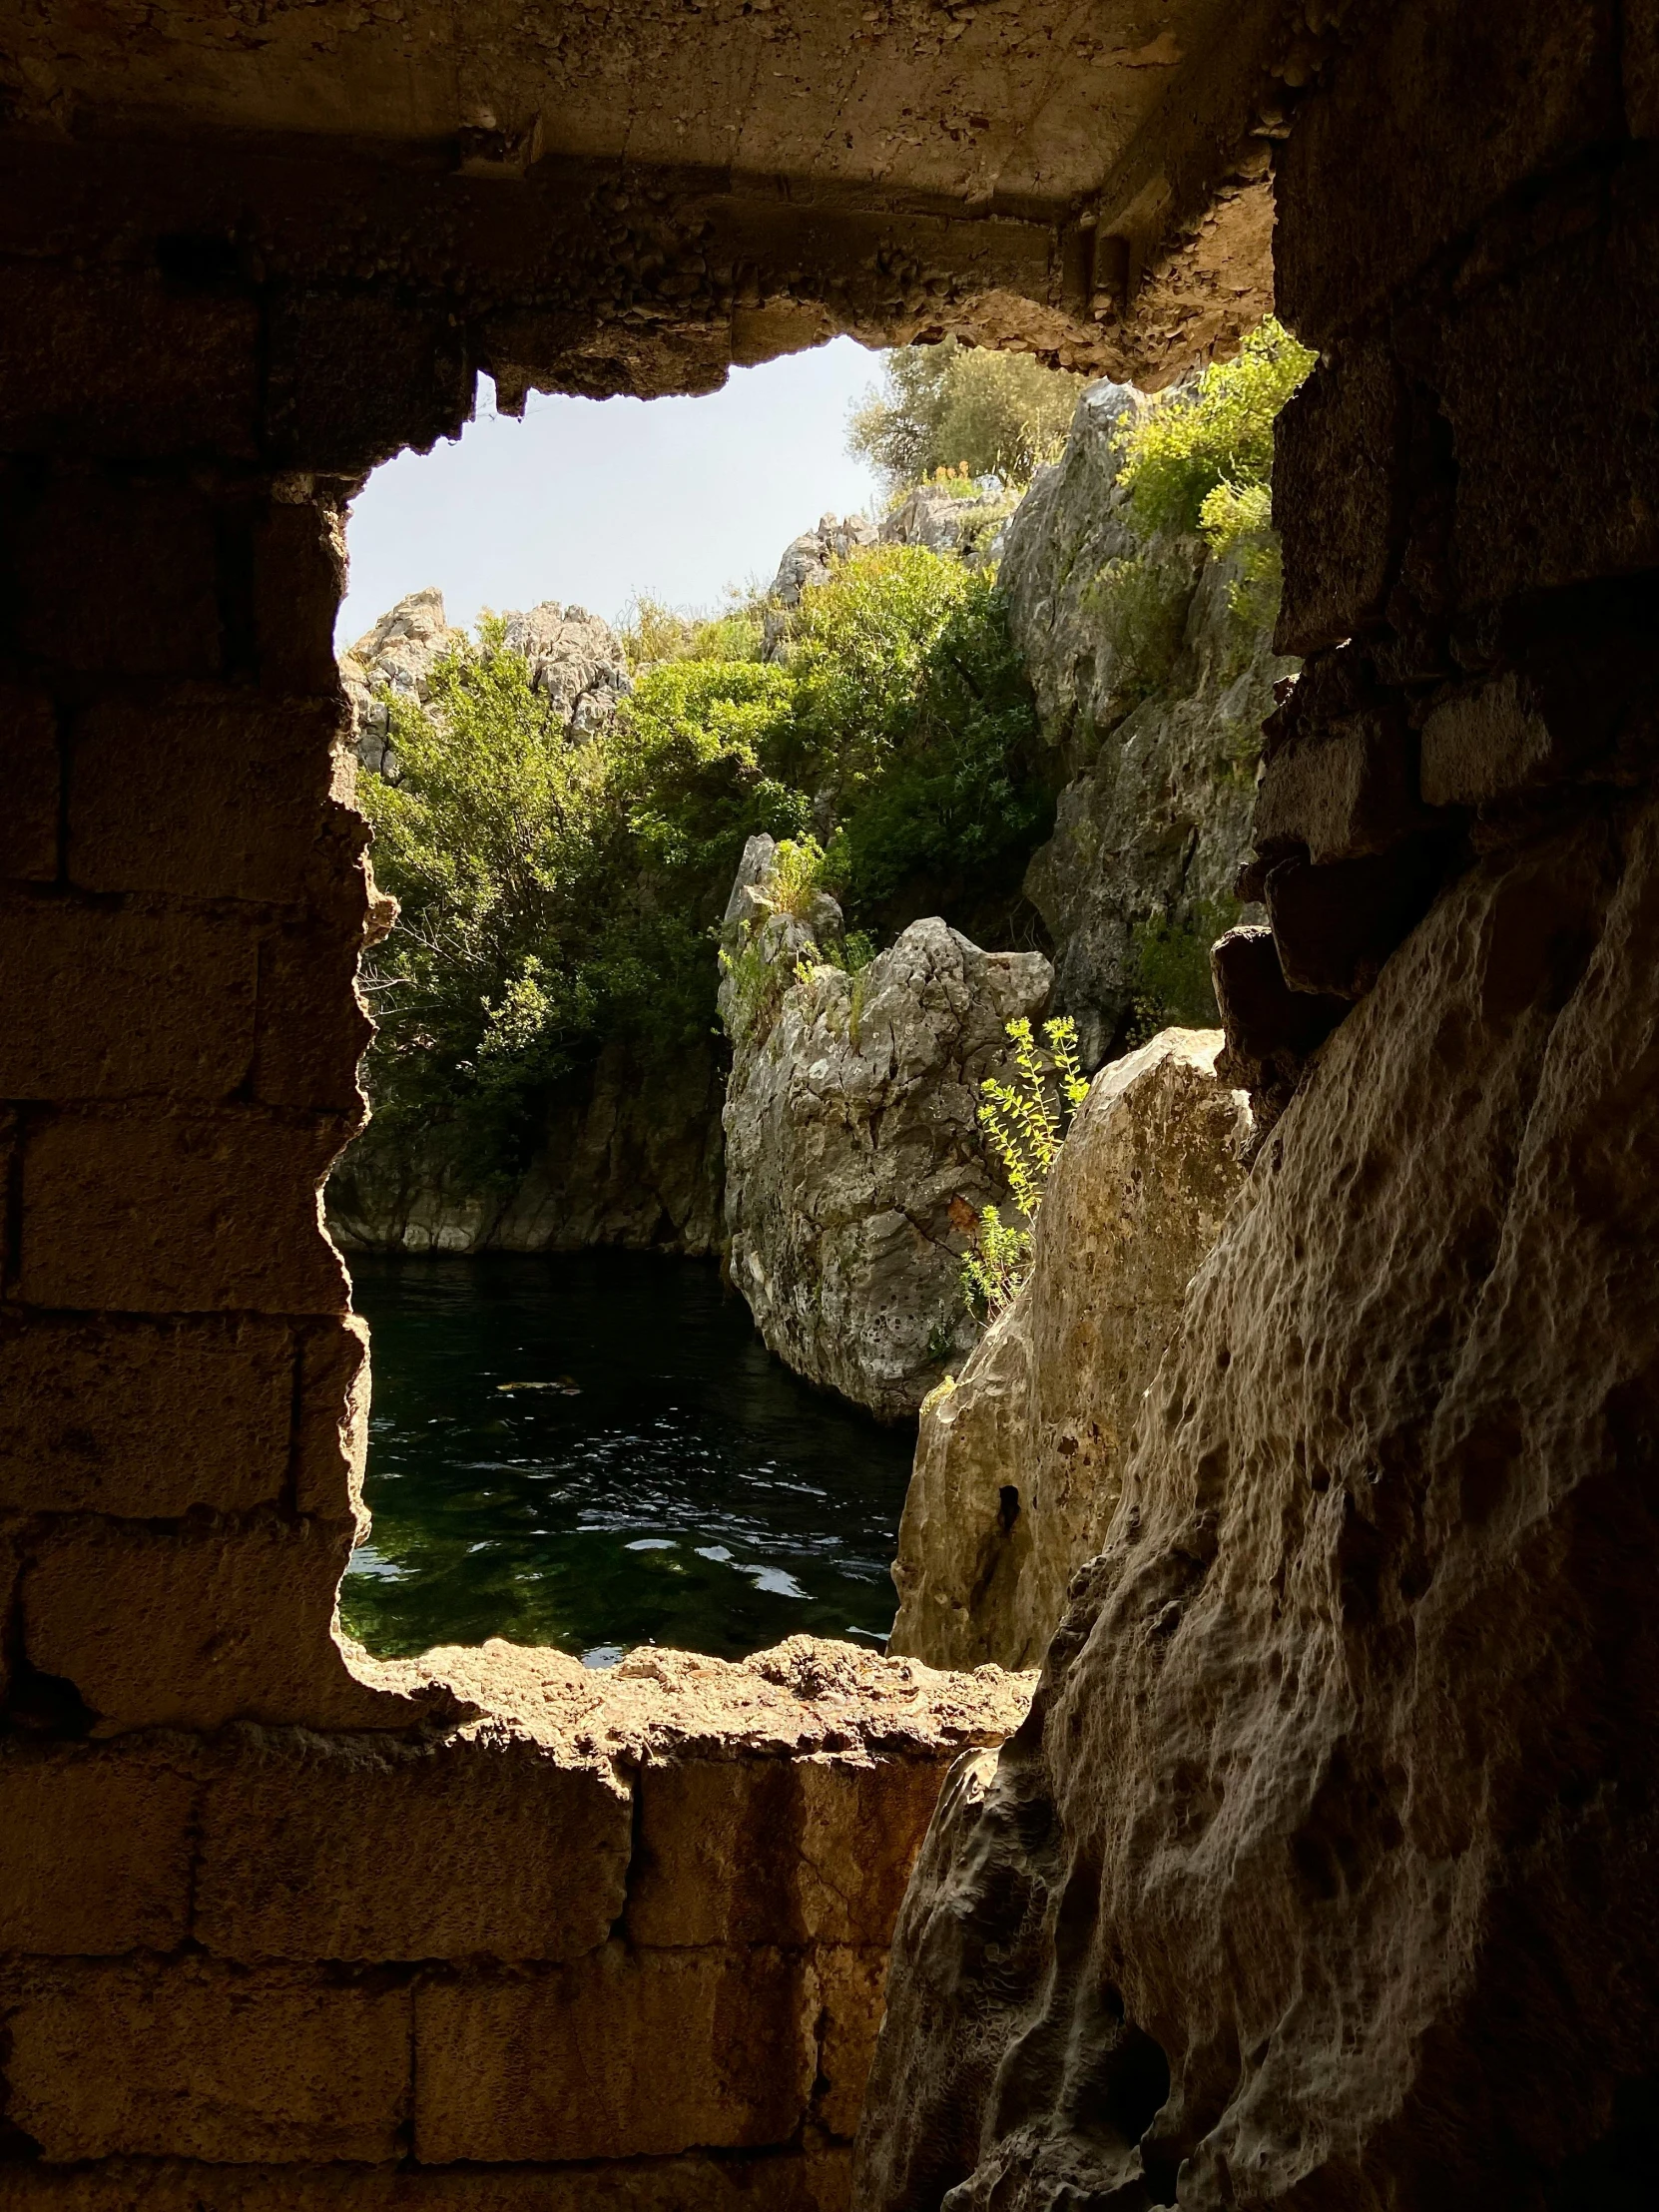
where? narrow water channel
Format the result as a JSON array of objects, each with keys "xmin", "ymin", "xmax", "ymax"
[{"xmin": 339, "ymin": 1252, "xmax": 917, "ymax": 1664}]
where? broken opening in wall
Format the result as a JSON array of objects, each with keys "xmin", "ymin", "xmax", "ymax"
[
  {"xmin": 321, "ymin": 310, "xmax": 1306, "ymax": 1684},
  {"xmin": 326, "ymin": 335, "xmax": 1043, "ymax": 1677}
]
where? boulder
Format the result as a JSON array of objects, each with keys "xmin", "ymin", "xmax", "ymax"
[
  {"xmin": 762, "ymin": 511, "xmax": 877, "ymax": 659},
  {"xmin": 855, "ymin": 792, "xmax": 1659, "ymax": 2209},
  {"xmin": 888, "ymin": 1029, "xmax": 1250, "ymax": 1672},
  {"xmin": 719, "ymin": 835, "xmax": 1051, "ymax": 1421}
]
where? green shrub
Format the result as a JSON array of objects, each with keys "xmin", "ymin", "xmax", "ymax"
[
  {"xmin": 359, "ymin": 542, "xmax": 1053, "ymax": 1195},
  {"xmin": 1084, "ymin": 548, "xmax": 1195, "ymax": 705},
  {"xmin": 1113, "ymin": 317, "xmax": 1316, "ymax": 543},
  {"xmin": 962, "ymin": 1017, "xmax": 1088, "ymax": 1320},
  {"xmin": 849, "ymin": 339, "xmax": 1087, "ymax": 491},
  {"xmin": 786, "ymin": 547, "xmax": 1050, "ymax": 917}
]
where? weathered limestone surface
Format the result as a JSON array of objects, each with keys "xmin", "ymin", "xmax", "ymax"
[
  {"xmin": 720, "ymin": 836, "xmax": 1051, "ymax": 1419},
  {"xmin": 341, "ymin": 586, "xmax": 632, "ymax": 776},
  {"xmin": 1, "ymin": 1633, "xmax": 1029, "ymax": 2192},
  {"xmin": 856, "ymin": 793, "xmax": 1659, "ymax": 2206},
  {"xmin": 328, "ymin": 1036, "xmax": 725, "ymax": 1259},
  {"xmin": 1001, "ymin": 379, "xmax": 1293, "ymax": 1066},
  {"xmin": 889, "ymin": 1030, "xmax": 1250, "ymax": 1673}
]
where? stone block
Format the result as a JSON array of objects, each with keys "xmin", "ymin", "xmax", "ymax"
[
  {"xmin": 13, "ymin": 471, "xmax": 223, "ymax": 677},
  {"xmin": 20, "ymin": 1514, "xmax": 396, "ymax": 1733},
  {"xmin": 1627, "ymin": 0, "xmax": 1659, "ymax": 139},
  {"xmin": 0, "ymin": 1745, "xmax": 195, "ymax": 1953},
  {"xmin": 292, "ymin": 1315, "xmax": 370, "ymax": 1522},
  {"xmin": 413, "ymin": 1945, "xmax": 814, "ymax": 2162},
  {"xmin": 1253, "ymin": 717, "xmax": 1428, "ymax": 866},
  {"xmin": 252, "ymin": 920, "xmax": 373, "ymax": 1113},
  {"xmin": 67, "ymin": 695, "xmax": 346, "ymax": 904},
  {"xmin": 0, "ymin": 683, "xmax": 58, "ymax": 880},
  {"xmin": 0, "ymin": 1313, "xmax": 292, "ymax": 1516},
  {"xmin": 811, "ymin": 1947, "xmax": 889, "ymax": 2142},
  {"xmin": 1420, "ymin": 672, "xmax": 1564, "ymax": 808},
  {"xmin": 1, "ymin": 1960, "xmax": 410, "ymax": 2162},
  {"xmin": 196, "ymin": 1731, "xmax": 631, "ymax": 1963},
  {"xmin": 628, "ymin": 1754, "xmax": 948, "ymax": 1948},
  {"xmin": 17, "ymin": 1109, "xmax": 350, "ymax": 1315},
  {"xmin": 1277, "ymin": 0, "xmax": 1623, "ymax": 343},
  {"xmin": 1441, "ymin": 185, "xmax": 1659, "ymax": 604},
  {"xmin": 0, "ymin": 902, "xmax": 258, "ymax": 1102},
  {"xmin": 1273, "ymin": 343, "xmax": 1405, "ymax": 656},
  {"xmin": 1264, "ymin": 844, "xmax": 1442, "ymax": 1001},
  {"xmin": 0, "ymin": 262, "xmax": 260, "ymax": 459},
  {"xmin": 1212, "ymin": 925, "xmax": 1347, "ymax": 1115}
]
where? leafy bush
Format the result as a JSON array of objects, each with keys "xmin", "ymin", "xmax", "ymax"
[
  {"xmin": 849, "ymin": 339, "xmax": 1087, "ymax": 491},
  {"xmin": 1083, "ymin": 548, "xmax": 1195, "ymax": 706},
  {"xmin": 787, "ymin": 547, "xmax": 1051, "ymax": 918},
  {"xmin": 962, "ymin": 1016, "xmax": 1088, "ymax": 1319},
  {"xmin": 1113, "ymin": 317, "xmax": 1316, "ymax": 544}
]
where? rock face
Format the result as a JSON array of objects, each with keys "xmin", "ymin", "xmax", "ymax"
[
  {"xmin": 855, "ymin": 795, "xmax": 1659, "ymax": 2208},
  {"xmin": 340, "ymin": 587, "xmax": 631, "ymax": 775},
  {"xmin": 327, "ymin": 1038, "xmax": 725, "ymax": 1257},
  {"xmin": 1001, "ymin": 380, "xmax": 1295, "ymax": 1066},
  {"xmin": 880, "ymin": 481, "xmax": 1013, "ymax": 563},
  {"xmin": 888, "ymin": 1029, "xmax": 1250, "ymax": 1673},
  {"xmin": 339, "ymin": 586, "xmax": 464, "ymax": 777},
  {"xmin": 720, "ymin": 835, "xmax": 1051, "ymax": 1421}
]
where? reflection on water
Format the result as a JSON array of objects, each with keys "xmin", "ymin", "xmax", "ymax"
[{"xmin": 339, "ymin": 1252, "xmax": 917, "ymax": 1663}]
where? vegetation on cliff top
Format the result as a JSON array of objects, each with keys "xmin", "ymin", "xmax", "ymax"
[
  {"xmin": 360, "ymin": 544, "xmax": 1049, "ymax": 1192},
  {"xmin": 849, "ymin": 338, "xmax": 1088, "ymax": 492}
]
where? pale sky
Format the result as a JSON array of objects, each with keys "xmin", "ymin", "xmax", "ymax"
[{"xmin": 336, "ymin": 335, "xmax": 886, "ymax": 649}]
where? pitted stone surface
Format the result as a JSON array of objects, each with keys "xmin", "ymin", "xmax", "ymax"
[
  {"xmin": 855, "ymin": 796, "xmax": 1659, "ymax": 2208},
  {"xmin": 720, "ymin": 836, "xmax": 1051, "ymax": 1418},
  {"xmin": 889, "ymin": 1029, "xmax": 1251, "ymax": 1672}
]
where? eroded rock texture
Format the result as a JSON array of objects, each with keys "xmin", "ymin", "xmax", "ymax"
[
  {"xmin": 720, "ymin": 836, "xmax": 1050, "ymax": 1419},
  {"xmin": 1003, "ymin": 380, "xmax": 1293, "ymax": 1067},
  {"xmin": 856, "ymin": 796, "xmax": 1659, "ymax": 2208},
  {"xmin": 889, "ymin": 1030, "xmax": 1250, "ymax": 1673}
]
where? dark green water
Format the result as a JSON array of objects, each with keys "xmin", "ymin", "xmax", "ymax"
[{"xmin": 338, "ymin": 1252, "xmax": 917, "ymax": 1664}]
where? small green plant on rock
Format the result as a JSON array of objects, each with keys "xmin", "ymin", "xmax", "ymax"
[{"xmin": 961, "ymin": 1015, "xmax": 1089, "ymax": 1320}]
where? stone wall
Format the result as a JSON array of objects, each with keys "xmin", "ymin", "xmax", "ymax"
[
  {"xmin": 0, "ymin": 1634, "xmax": 1028, "ymax": 2202},
  {"xmin": 854, "ymin": 3, "xmax": 1659, "ymax": 2204},
  {"xmin": 0, "ymin": 195, "xmax": 1048, "ymax": 2204}
]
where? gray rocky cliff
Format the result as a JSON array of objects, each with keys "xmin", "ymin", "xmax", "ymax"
[
  {"xmin": 888, "ymin": 1028, "xmax": 1250, "ymax": 1672},
  {"xmin": 719, "ymin": 834, "xmax": 1050, "ymax": 1421},
  {"xmin": 1002, "ymin": 381, "xmax": 1297, "ymax": 1066},
  {"xmin": 340, "ymin": 586, "xmax": 631, "ymax": 776},
  {"xmin": 328, "ymin": 1036, "xmax": 725, "ymax": 1259}
]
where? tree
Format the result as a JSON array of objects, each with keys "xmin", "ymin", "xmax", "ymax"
[{"xmin": 848, "ymin": 339, "xmax": 1087, "ymax": 492}]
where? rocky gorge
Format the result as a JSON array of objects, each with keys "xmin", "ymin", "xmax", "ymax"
[{"xmin": 331, "ymin": 364, "xmax": 1292, "ymax": 1438}]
